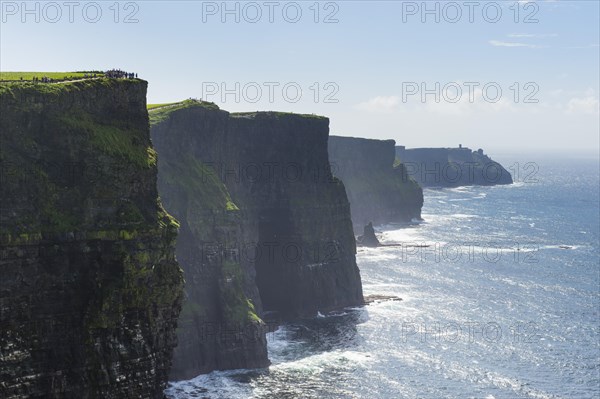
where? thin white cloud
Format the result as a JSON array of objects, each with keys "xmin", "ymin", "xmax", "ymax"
[
  {"xmin": 489, "ymin": 40, "xmax": 545, "ymax": 48},
  {"xmin": 566, "ymin": 92, "xmax": 599, "ymax": 115},
  {"xmin": 355, "ymin": 96, "xmax": 400, "ymax": 113}
]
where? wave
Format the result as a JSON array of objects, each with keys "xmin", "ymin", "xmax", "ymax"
[
  {"xmin": 450, "ymin": 213, "xmax": 480, "ymax": 218},
  {"xmin": 508, "ymin": 181, "xmax": 527, "ymax": 188},
  {"xmin": 539, "ymin": 244, "xmax": 581, "ymax": 250},
  {"xmin": 165, "ymin": 369, "xmax": 256, "ymax": 399}
]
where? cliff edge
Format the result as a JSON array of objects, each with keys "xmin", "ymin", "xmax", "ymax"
[
  {"xmin": 395, "ymin": 146, "xmax": 513, "ymax": 187},
  {"xmin": 0, "ymin": 79, "xmax": 184, "ymax": 398}
]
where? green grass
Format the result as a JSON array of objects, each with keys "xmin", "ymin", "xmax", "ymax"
[
  {"xmin": 220, "ymin": 260, "xmax": 262, "ymax": 324},
  {"xmin": 0, "ymin": 71, "xmax": 104, "ymax": 82},
  {"xmin": 59, "ymin": 111, "xmax": 156, "ymax": 169},
  {"xmin": 231, "ymin": 111, "xmax": 327, "ymax": 120},
  {"xmin": 147, "ymin": 102, "xmax": 180, "ymax": 110},
  {"xmin": 161, "ymin": 155, "xmax": 236, "ymax": 211},
  {"xmin": 1, "ymin": 77, "xmax": 142, "ymax": 98},
  {"xmin": 148, "ymin": 99, "xmax": 220, "ymax": 125}
]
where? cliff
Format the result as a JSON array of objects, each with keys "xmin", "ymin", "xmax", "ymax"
[
  {"xmin": 149, "ymin": 102, "xmax": 269, "ymax": 380},
  {"xmin": 395, "ymin": 146, "xmax": 513, "ymax": 187},
  {"xmin": 328, "ymin": 136, "xmax": 423, "ymax": 230},
  {"xmin": 0, "ymin": 79, "xmax": 184, "ymax": 398},
  {"xmin": 150, "ymin": 101, "xmax": 363, "ymax": 380}
]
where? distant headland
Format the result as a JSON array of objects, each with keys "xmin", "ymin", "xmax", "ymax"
[{"xmin": 395, "ymin": 145, "xmax": 513, "ymax": 187}]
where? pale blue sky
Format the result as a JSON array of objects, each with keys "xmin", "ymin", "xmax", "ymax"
[{"xmin": 1, "ymin": 0, "xmax": 598, "ymax": 153}]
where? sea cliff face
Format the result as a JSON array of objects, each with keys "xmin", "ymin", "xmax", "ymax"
[
  {"xmin": 150, "ymin": 102, "xmax": 363, "ymax": 380},
  {"xmin": 0, "ymin": 80, "xmax": 184, "ymax": 398},
  {"xmin": 395, "ymin": 146, "xmax": 513, "ymax": 187},
  {"xmin": 150, "ymin": 103, "xmax": 269, "ymax": 380},
  {"xmin": 328, "ymin": 136, "xmax": 423, "ymax": 230}
]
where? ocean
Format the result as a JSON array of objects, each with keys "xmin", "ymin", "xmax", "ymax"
[{"xmin": 165, "ymin": 155, "xmax": 600, "ymax": 399}]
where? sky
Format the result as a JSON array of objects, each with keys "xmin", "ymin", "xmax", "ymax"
[{"xmin": 1, "ymin": 0, "xmax": 599, "ymax": 155}]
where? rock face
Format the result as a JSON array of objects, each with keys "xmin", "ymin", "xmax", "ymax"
[
  {"xmin": 357, "ymin": 223, "xmax": 380, "ymax": 247},
  {"xmin": 150, "ymin": 102, "xmax": 363, "ymax": 380},
  {"xmin": 395, "ymin": 146, "xmax": 513, "ymax": 187},
  {"xmin": 0, "ymin": 80, "xmax": 184, "ymax": 398},
  {"xmin": 327, "ymin": 136, "xmax": 423, "ymax": 230},
  {"xmin": 150, "ymin": 102, "xmax": 269, "ymax": 380}
]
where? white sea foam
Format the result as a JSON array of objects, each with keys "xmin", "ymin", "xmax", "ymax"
[
  {"xmin": 450, "ymin": 213, "xmax": 479, "ymax": 218},
  {"xmin": 540, "ymin": 244, "xmax": 581, "ymax": 250},
  {"xmin": 165, "ymin": 369, "xmax": 255, "ymax": 399}
]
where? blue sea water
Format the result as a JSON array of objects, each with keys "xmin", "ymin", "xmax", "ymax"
[{"xmin": 166, "ymin": 156, "xmax": 600, "ymax": 399}]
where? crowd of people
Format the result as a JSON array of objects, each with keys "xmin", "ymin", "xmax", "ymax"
[
  {"xmin": 105, "ymin": 69, "xmax": 137, "ymax": 79},
  {"xmin": 31, "ymin": 76, "xmax": 55, "ymax": 83},
  {"xmin": 22, "ymin": 69, "xmax": 137, "ymax": 84}
]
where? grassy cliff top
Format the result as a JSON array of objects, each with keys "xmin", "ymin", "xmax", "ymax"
[
  {"xmin": 0, "ymin": 71, "xmax": 104, "ymax": 81},
  {"xmin": 0, "ymin": 77, "xmax": 145, "ymax": 97},
  {"xmin": 330, "ymin": 135, "xmax": 396, "ymax": 145},
  {"xmin": 148, "ymin": 99, "xmax": 221, "ymax": 125},
  {"xmin": 147, "ymin": 102, "xmax": 180, "ymax": 110},
  {"xmin": 231, "ymin": 111, "xmax": 327, "ymax": 120},
  {"xmin": 148, "ymin": 99, "xmax": 327, "ymax": 125},
  {"xmin": 147, "ymin": 99, "xmax": 219, "ymax": 111}
]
